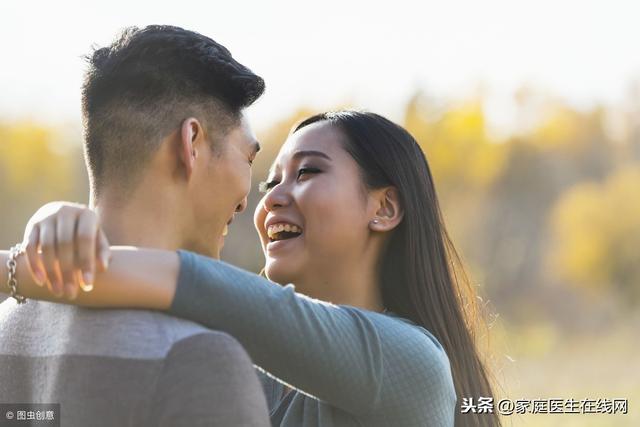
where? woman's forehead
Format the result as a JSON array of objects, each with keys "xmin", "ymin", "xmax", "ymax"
[{"xmin": 271, "ymin": 123, "xmax": 344, "ymax": 169}]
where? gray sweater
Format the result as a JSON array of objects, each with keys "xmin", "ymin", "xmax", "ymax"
[
  {"xmin": 0, "ymin": 300, "xmax": 271, "ymax": 426},
  {"xmin": 171, "ymin": 250, "xmax": 457, "ymax": 426}
]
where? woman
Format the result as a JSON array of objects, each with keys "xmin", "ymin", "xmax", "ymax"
[{"xmin": 3, "ymin": 111, "xmax": 502, "ymax": 426}]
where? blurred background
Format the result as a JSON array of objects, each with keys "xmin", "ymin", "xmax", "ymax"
[{"xmin": 1, "ymin": 1, "xmax": 638, "ymax": 425}]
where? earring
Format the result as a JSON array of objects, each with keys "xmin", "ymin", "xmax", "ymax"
[{"xmin": 371, "ymin": 219, "xmax": 379, "ymax": 225}]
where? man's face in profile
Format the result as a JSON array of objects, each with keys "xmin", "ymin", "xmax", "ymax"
[{"xmin": 187, "ymin": 114, "xmax": 260, "ymax": 258}]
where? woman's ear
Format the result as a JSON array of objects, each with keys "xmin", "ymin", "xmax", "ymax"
[
  {"xmin": 178, "ymin": 117, "xmax": 205, "ymax": 179},
  {"xmin": 369, "ymin": 187, "xmax": 404, "ymax": 232}
]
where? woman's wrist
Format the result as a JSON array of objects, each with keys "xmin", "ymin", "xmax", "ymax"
[
  {"xmin": 85, "ymin": 247, "xmax": 178, "ymax": 310},
  {"xmin": 1, "ymin": 251, "xmax": 8, "ymax": 295},
  {"xmin": 5, "ymin": 245, "xmax": 28, "ymax": 303},
  {"xmin": 1, "ymin": 249, "xmax": 58, "ymax": 302},
  {"xmin": 1, "ymin": 249, "xmax": 44, "ymax": 301},
  {"xmin": 1, "ymin": 247, "xmax": 178, "ymax": 310}
]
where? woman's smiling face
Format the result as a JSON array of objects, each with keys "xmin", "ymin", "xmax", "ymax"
[{"xmin": 254, "ymin": 121, "xmax": 373, "ymax": 290}]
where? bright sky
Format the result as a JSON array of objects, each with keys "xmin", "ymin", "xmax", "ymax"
[{"xmin": 1, "ymin": 0, "xmax": 639, "ymax": 134}]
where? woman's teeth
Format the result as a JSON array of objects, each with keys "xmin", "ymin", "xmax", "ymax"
[{"xmin": 267, "ymin": 223, "xmax": 302, "ymax": 241}]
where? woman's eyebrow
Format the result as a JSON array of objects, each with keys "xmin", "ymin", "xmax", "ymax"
[
  {"xmin": 267, "ymin": 150, "xmax": 332, "ymax": 176},
  {"xmin": 291, "ymin": 150, "xmax": 332, "ymax": 161}
]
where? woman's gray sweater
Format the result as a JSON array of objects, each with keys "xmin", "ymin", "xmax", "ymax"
[{"xmin": 170, "ymin": 250, "xmax": 457, "ymax": 426}]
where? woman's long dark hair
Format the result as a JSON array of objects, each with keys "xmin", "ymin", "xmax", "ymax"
[{"xmin": 295, "ymin": 111, "xmax": 502, "ymax": 427}]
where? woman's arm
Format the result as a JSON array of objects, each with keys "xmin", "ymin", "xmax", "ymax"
[
  {"xmin": 9, "ymin": 203, "xmax": 456, "ymax": 421},
  {"xmin": 167, "ymin": 250, "xmax": 457, "ymax": 421},
  {"xmin": 3, "ymin": 245, "xmax": 455, "ymax": 421},
  {"xmin": 1, "ymin": 247, "xmax": 176, "ymax": 310}
]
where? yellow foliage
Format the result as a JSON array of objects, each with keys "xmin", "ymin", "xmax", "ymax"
[
  {"xmin": 531, "ymin": 104, "xmax": 605, "ymax": 153},
  {"xmin": 404, "ymin": 95, "xmax": 507, "ymax": 192},
  {"xmin": 0, "ymin": 122, "xmax": 74, "ymax": 198},
  {"xmin": 547, "ymin": 165, "xmax": 640, "ymax": 300}
]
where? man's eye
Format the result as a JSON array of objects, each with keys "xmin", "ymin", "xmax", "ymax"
[{"xmin": 258, "ymin": 180, "xmax": 279, "ymax": 194}]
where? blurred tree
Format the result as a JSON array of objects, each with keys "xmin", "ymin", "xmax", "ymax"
[
  {"xmin": 0, "ymin": 122, "xmax": 72, "ymax": 196},
  {"xmin": 624, "ymin": 80, "xmax": 640, "ymax": 163},
  {"xmin": 404, "ymin": 92, "xmax": 508, "ymax": 296},
  {"xmin": 404, "ymin": 91, "xmax": 627, "ymax": 321},
  {"xmin": 0, "ymin": 121, "xmax": 87, "ymax": 247},
  {"xmin": 546, "ymin": 165, "xmax": 640, "ymax": 308},
  {"xmin": 474, "ymin": 100, "xmax": 617, "ymax": 316},
  {"xmin": 405, "ymin": 92, "xmax": 507, "ymax": 195}
]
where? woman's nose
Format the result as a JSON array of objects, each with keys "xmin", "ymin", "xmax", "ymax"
[{"xmin": 263, "ymin": 183, "xmax": 291, "ymax": 211}]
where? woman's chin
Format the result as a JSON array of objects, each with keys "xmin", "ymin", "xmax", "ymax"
[{"xmin": 265, "ymin": 261, "xmax": 300, "ymax": 285}]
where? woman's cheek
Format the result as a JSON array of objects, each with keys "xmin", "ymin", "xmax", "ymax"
[{"xmin": 253, "ymin": 198, "xmax": 267, "ymax": 237}]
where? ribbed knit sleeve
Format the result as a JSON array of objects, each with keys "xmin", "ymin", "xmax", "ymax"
[{"xmin": 169, "ymin": 250, "xmax": 456, "ymax": 426}]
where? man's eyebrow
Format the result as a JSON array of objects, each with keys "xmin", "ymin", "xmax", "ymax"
[{"xmin": 291, "ymin": 150, "xmax": 332, "ymax": 161}]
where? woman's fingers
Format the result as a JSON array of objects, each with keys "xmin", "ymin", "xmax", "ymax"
[
  {"xmin": 97, "ymin": 228, "xmax": 111, "ymax": 272},
  {"xmin": 39, "ymin": 218, "xmax": 64, "ymax": 297},
  {"xmin": 76, "ymin": 269, "xmax": 93, "ymax": 293},
  {"xmin": 24, "ymin": 224, "xmax": 46, "ymax": 286},
  {"xmin": 56, "ymin": 209, "xmax": 80, "ymax": 300},
  {"xmin": 20, "ymin": 201, "xmax": 104, "ymax": 299},
  {"xmin": 76, "ymin": 209, "xmax": 103, "ymax": 292}
]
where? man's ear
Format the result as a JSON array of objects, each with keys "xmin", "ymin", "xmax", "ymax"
[
  {"xmin": 178, "ymin": 117, "xmax": 205, "ymax": 180},
  {"xmin": 368, "ymin": 187, "xmax": 404, "ymax": 232}
]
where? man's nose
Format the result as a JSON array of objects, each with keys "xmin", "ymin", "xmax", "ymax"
[{"xmin": 236, "ymin": 197, "xmax": 248, "ymax": 213}]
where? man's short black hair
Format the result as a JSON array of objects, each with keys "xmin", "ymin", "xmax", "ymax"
[{"xmin": 81, "ymin": 25, "xmax": 265, "ymax": 198}]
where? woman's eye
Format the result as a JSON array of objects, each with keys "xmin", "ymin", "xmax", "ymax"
[
  {"xmin": 258, "ymin": 168, "xmax": 320, "ymax": 193},
  {"xmin": 258, "ymin": 180, "xmax": 279, "ymax": 194},
  {"xmin": 297, "ymin": 167, "xmax": 321, "ymax": 179}
]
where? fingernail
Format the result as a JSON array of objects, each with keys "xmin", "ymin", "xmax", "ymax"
[{"xmin": 83, "ymin": 271, "xmax": 93, "ymax": 287}]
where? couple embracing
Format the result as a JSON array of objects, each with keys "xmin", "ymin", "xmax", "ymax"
[{"xmin": 0, "ymin": 25, "xmax": 501, "ymax": 427}]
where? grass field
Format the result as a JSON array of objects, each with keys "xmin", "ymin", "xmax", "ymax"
[{"xmin": 490, "ymin": 312, "xmax": 639, "ymax": 426}]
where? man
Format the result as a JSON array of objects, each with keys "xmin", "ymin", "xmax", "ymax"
[{"xmin": 0, "ymin": 25, "xmax": 270, "ymax": 426}]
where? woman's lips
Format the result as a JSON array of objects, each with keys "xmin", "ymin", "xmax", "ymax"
[
  {"xmin": 266, "ymin": 234, "xmax": 301, "ymax": 252},
  {"xmin": 266, "ymin": 223, "xmax": 302, "ymax": 240}
]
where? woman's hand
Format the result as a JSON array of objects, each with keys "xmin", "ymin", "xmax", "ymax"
[{"xmin": 23, "ymin": 202, "xmax": 111, "ymax": 300}]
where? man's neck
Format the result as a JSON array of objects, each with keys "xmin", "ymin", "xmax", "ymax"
[{"xmin": 93, "ymin": 192, "xmax": 185, "ymax": 251}]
